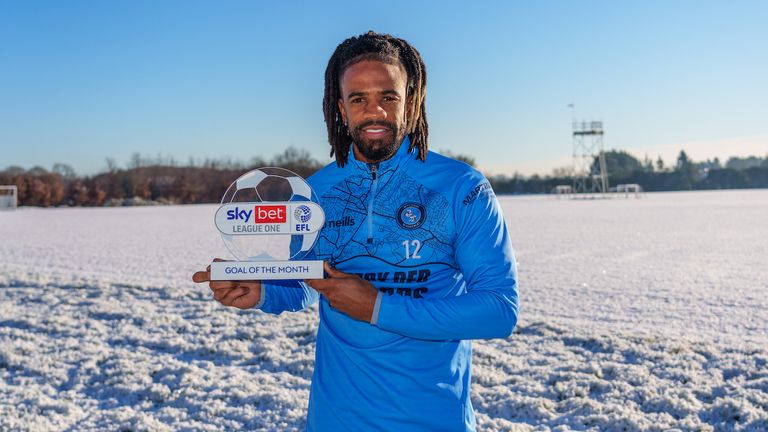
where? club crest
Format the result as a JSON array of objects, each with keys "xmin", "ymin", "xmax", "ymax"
[{"xmin": 397, "ymin": 202, "xmax": 426, "ymax": 229}]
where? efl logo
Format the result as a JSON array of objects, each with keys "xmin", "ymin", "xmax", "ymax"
[{"xmin": 254, "ymin": 205, "xmax": 286, "ymax": 223}]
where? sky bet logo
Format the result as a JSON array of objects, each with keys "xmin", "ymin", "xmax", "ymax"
[
  {"xmin": 254, "ymin": 205, "xmax": 286, "ymax": 223},
  {"xmin": 226, "ymin": 207, "xmax": 253, "ymax": 222},
  {"xmin": 226, "ymin": 205, "xmax": 286, "ymax": 223},
  {"xmin": 216, "ymin": 202, "xmax": 323, "ymax": 236}
]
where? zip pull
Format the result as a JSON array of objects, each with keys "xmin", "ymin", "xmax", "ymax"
[{"xmin": 367, "ymin": 163, "xmax": 379, "ymax": 244}]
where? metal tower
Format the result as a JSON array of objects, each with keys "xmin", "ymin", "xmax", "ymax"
[{"xmin": 572, "ymin": 120, "xmax": 609, "ymax": 195}]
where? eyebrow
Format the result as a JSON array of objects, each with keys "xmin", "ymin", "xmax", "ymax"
[{"xmin": 346, "ymin": 89, "xmax": 402, "ymax": 100}]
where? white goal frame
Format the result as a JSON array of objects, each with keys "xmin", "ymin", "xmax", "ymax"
[{"xmin": 0, "ymin": 185, "xmax": 18, "ymax": 210}]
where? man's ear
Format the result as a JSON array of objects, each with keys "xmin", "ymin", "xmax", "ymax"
[{"xmin": 337, "ymin": 99, "xmax": 347, "ymax": 125}]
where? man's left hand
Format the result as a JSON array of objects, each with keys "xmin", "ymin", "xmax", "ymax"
[{"xmin": 305, "ymin": 262, "xmax": 378, "ymax": 323}]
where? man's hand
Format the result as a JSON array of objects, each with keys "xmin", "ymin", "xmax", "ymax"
[
  {"xmin": 305, "ymin": 262, "xmax": 378, "ymax": 323},
  {"xmin": 192, "ymin": 258, "xmax": 262, "ymax": 310}
]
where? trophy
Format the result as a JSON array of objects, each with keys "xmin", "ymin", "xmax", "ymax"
[{"xmin": 210, "ymin": 167, "xmax": 325, "ymax": 280}]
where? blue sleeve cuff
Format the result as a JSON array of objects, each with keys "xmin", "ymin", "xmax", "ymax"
[
  {"xmin": 370, "ymin": 291, "xmax": 383, "ymax": 325},
  {"xmin": 254, "ymin": 283, "xmax": 267, "ymax": 309}
]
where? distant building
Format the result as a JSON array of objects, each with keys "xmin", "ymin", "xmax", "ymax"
[
  {"xmin": 613, "ymin": 183, "xmax": 643, "ymax": 198},
  {"xmin": 552, "ymin": 185, "xmax": 573, "ymax": 198}
]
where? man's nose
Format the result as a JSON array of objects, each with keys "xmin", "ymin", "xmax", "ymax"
[{"xmin": 363, "ymin": 101, "xmax": 387, "ymax": 119}]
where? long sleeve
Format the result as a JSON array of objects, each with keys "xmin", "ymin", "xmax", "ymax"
[
  {"xmin": 256, "ymin": 250, "xmax": 320, "ymax": 314},
  {"xmin": 371, "ymin": 175, "xmax": 518, "ymax": 341},
  {"xmin": 257, "ymin": 280, "xmax": 319, "ymax": 315}
]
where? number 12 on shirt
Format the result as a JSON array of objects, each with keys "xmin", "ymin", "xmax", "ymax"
[{"xmin": 402, "ymin": 239, "xmax": 422, "ymax": 260}]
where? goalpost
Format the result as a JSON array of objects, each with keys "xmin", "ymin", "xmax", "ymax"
[{"xmin": 0, "ymin": 185, "xmax": 18, "ymax": 210}]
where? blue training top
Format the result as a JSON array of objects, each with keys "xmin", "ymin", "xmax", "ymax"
[{"xmin": 257, "ymin": 136, "xmax": 518, "ymax": 432}]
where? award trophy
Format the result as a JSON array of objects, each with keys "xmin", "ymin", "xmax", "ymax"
[{"xmin": 210, "ymin": 167, "xmax": 325, "ymax": 280}]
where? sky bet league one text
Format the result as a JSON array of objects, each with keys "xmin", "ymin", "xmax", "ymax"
[{"xmin": 210, "ymin": 167, "xmax": 325, "ymax": 281}]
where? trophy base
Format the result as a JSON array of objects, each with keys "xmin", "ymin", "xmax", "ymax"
[{"xmin": 210, "ymin": 260, "xmax": 324, "ymax": 280}]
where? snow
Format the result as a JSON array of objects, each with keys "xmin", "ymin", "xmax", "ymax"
[{"xmin": 1, "ymin": 189, "xmax": 767, "ymax": 431}]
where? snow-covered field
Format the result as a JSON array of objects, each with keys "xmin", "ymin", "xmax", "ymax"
[{"xmin": 1, "ymin": 189, "xmax": 767, "ymax": 431}]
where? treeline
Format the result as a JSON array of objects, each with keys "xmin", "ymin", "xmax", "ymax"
[
  {"xmin": 2, "ymin": 149, "xmax": 767, "ymax": 207},
  {"xmin": 0, "ymin": 148, "xmax": 323, "ymax": 207},
  {"xmin": 489, "ymin": 151, "xmax": 768, "ymax": 194}
]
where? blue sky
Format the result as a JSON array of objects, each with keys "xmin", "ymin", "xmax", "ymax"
[{"xmin": 1, "ymin": 0, "xmax": 766, "ymax": 176}]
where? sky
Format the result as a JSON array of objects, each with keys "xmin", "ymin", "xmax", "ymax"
[{"xmin": 1, "ymin": 0, "xmax": 767, "ymax": 176}]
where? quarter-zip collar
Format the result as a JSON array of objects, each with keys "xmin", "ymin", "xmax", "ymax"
[
  {"xmin": 348, "ymin": 136, "xmax": 415, "ymax": 245},
  {"xmin": 348, "ymin": 135, "xmax": 416, "ymax": 174}
]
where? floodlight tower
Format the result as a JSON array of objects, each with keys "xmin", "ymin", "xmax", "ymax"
[{"xmin": 572, "ymin": 120, "xmax": 609, "ymax": 195}]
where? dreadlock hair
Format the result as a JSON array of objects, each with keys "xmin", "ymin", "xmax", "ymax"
[{"xmin": 323, "ymin": 31, "xmax": 429, "ymax": 167}]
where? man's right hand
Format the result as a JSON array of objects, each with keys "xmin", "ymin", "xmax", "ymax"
[{"xmin": 192, "ymin": 258, "xmax": 262, "ymax": 309}]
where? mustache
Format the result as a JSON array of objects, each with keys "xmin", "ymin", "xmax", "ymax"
[{"xmin": 354, "ymin": 120, "xmax": 396, "ymax": 133}]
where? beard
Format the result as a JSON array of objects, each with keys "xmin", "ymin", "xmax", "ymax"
[{"xmin": 350, "ymin": 120, "xmax": 407, "ymax": 162}]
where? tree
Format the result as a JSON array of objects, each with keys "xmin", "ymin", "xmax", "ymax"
[
  {"xmin": 675, "ymin": 150, "xmax": 692, "ymax": 171},
  {"xmin": 128, "ymin": 153, "xmax": 144, "ymax": 170},
  {"xmin": 52, "ymin": 163, "xmax": 76, "ymax": 181},
  {"xmin": 675, "ymin": 150, "xmax": 697, "ymax": 190},
  {"xmin": 28, "ymin": 166, "xmax": 49, "ymax": 176},
  {"xmin": 270, "ymin": 147, "xmax": 323, "ymax": 178},
  {"xmin": 643, "ymin": 154, "xmax": 654, "ymax": 172},
  {"xmin": 134, "ymin": 178, "xmax": 151, "ymax": 200},
  {"xmin": 592, "ymin": 150, "xmax": 642, "ymax": 180},
  {"xmin": 105, "ymin": 158, "xmax": 118, "ymax": 173},
  {"xmin": 2, "ymin": 165, "xmax": 25, "ymax": 175},
  {"xmin": 440, "ymin": 150, "xmax": 476, "ymax": 167},
  {"xmin": 70, "ymin": 180, "xmax": 90, "ymax": 205},
  {"xmin": 551, "ymin": 165, "xmax": 574, "ymax": 178},
  {"xmin": 725, "ymin": 156, "xmax": 763, "ymax": 170}
]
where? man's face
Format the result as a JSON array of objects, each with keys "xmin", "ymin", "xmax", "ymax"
[{"xmin": 337, "ymin": 60, "xmax": 408, "ymax": 163}]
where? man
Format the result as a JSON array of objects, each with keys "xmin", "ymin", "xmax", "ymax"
[{"xmin": 193, "ymin": 31, "xmax": 518, "ymax": 431}]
